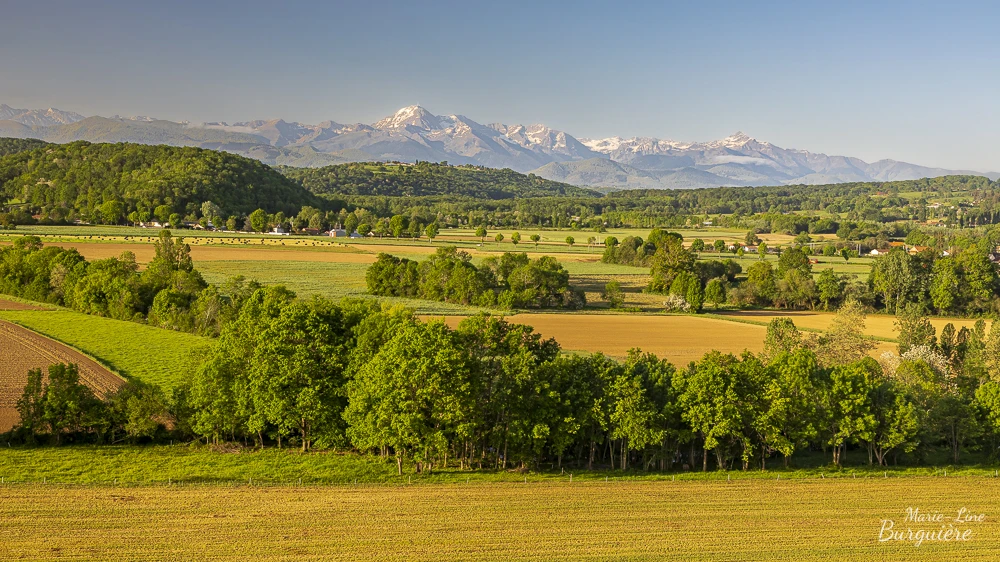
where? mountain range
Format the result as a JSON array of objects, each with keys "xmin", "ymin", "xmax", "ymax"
[{"xmin": 1, "ymin": 103, "xmax": 996, "ymax": 189}]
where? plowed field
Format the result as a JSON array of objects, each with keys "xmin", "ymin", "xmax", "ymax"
[
  {"xmin": 0, "ymin": 320, "xmax": 124, "ymax": 431},
  {"xmin": 0, "ymin": 298, "xmax": 47, "ymax": 311}
]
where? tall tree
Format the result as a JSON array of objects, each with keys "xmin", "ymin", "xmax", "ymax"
[{"xmin": 649, "ymin": 237, "xmax": 695, "ymax": 293}]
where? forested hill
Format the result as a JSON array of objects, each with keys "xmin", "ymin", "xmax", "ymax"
[
  {"xmin": 0, "ymin": 138, "xmax": 49, "ymax": 158},
  {"xmin": 279, "ymin": 161, "xmax": 602, "ymax": 199},
  {"xmin": 0, "ymin": 141, "xmax": 321, "ymax": 219},
  {"xmin": 603, "ymin": 175, "xmax": 998, "ymax": 215}
]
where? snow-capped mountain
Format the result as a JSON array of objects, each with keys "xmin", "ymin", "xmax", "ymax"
[
  {"xmin": 565, "ymin": 130, "xmax": 997, "ymax": 188},
  {"xmin": 1, "ymin": 102, "xmax": 996, "ymax": 188},
  {"xmin": 0, "ymin": 104, "xmax": 84, "ymax": 127},
  {"xmin": 201, "ymin": 105, "xmax": 600, "ymax": 171}
]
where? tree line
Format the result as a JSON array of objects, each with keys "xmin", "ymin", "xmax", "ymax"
[
  {"xmin": 14, "ymin": 363, "xmax": 172, "ymax": 445},
  {"xmin": 15, "ymin": 294, "xmax": 1000, "ymax": 473},
  {"xmin": 0, "ymin": 232, "xmax": 258, "ymax": 336},
  {"xmin": 600, "ymin": 227, "xmax": 1000, "ymax": 318},
  {"xmin": 366, "ymin": 247, "xmax": 586, "ymax": 309},
  {"xmin": 279, "ymin": 160, "xmax": 599, "ymax": 199}
]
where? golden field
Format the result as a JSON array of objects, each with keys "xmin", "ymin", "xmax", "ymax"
[
  {"xmin": 16, "ymin": 240, "xmax": 379, "ymax": 264},
  {"xmin": 717, "ymin": 310, "xmax": 990, "ymax": 340},
  {"xmin": 432, "ymin": 313, "xmax": 768, "ymax": 363},
  {"xmin": 2, "ymin": 479, "xmax": 998, "ymax": 560},
  {"xmin": 429, "ymin": 312, "xmax": 896, "ymax": 364}
]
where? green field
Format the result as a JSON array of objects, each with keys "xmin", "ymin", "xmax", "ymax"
[
  {"xmin": 196, "ymin": 260, "xmax": 480, "ymax": 315},
  {"xmin": 0, "ymin": 308, "xmax": 211, "ymax": 390},
  {"xmin": 0, "ymin": 445, "xmax": 995, "ymax": 485}
]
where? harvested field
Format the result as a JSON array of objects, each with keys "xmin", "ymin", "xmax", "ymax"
[
  {"xmin": 430, "ymin": 313, "xmax": 770, "ymax": 364},
  {"xmin": 16, "ymin": 242, "xmax": 379, "ymax": 265},
  {"xmin": 2, "ymin": 479, "xmax": 999, "ymax": 560},
  {"xmin": 429, "ymin": 313, "xmax": 896, "ymax": 365},
  {"xmin": 0, "ymin": 320, "xmax": 124, "ymax": 431},
  {"xmin": 352, "ymin": 243, "xmax": 603, "ymax": 262},
  {"xmin": 716, "ymin": 310, "xmax": 990, "ymax": 340},
  {"xmin": 0, "ymin": 298, "xmax": 48, "ymax": 311},
  {"xmin": 10, "ymin": 239, "xmax": 601, "ymax": 266}
]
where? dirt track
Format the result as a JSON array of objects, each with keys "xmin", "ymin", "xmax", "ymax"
[{"xmin": 0, "ymin": 298, "xmax": 48, "ymax": 311}]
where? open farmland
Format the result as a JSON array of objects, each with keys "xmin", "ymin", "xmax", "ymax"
[
  {"xmin": 429, "ymin": 313, "xmax": 896, "ymax": 364},
  {"xmin": 430, "ymin": 313, "xmax": 770, "ymax": 363},
  {"xmin": 0, "ymin": 320, "xmax": 123, "ymax": 431},
  {"xmin": 0, "ymin": 308, "xmax": 211, "ymax": 391},
  {"xmin": 3, "ymin": 240, "xmax": 379, "ymax": 264},
  {"xmin": 2, "ymin": 479, "xmax": 998, "ymax": 560}
]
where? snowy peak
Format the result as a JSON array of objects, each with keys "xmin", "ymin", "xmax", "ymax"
[
  {"xmin": 0, "ymin": 104, "xmax": 85, "ymax": 126},
  {"xmin": 580, "ymin": 136, "xmax": 626, "ymax": 153},
  {"xmin": 583, "ymin": 131, "xmax": 770, "ymax": 156},
  {"xmin": 717, "ymin": 131, "xmax": 752, "ymax": 147},
  {"xmin": 374, "ymin": 105, "xmax": 440, "ymax": 130}
]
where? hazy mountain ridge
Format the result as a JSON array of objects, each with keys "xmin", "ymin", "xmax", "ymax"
[
  {"xmin": 1, "ymin": 103, "xmax": 996, "ymax": 189},
  {"xmin": 0, "ymin": 104, "xmax": 85, "ymax": 126}
]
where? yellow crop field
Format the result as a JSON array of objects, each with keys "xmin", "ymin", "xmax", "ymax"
[
  {"xmin": 7, "ymin": 241, "xmax": 379, "ymax": 265},
  {"xmin": 431, "ymin": 313, "xmax": 770, "ymax": 363},
  {"xmin": 2, "ymin": 479, "xmax": 998, "ymax": 560},
  {"xmin": 4, "ymin": 236, "xmax": 608, "ymax": 265},
  {"xmin": 430, "ymin": 313, "xmax": 897, "ymax": 364},
  {"xmin": 717, "ymin": 310, "xmax": 990, "ymax": 340}
]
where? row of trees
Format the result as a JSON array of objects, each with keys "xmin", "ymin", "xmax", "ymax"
[
  {"xmin": 605, "ymin": 226, "xmax": 1000, "ymax": 317},
  {"xmin": 14, "ymin": 363, "xmax": 170, "ymax": 445},
  {"xmin": 15, "ymin": 287, "xmax": 1000, "ymax": 471},
  {"xmin": 321, "ymin": 174, "xmax": 997, "ymax": 233},
  {"xmin": 725, "ymin": 243, "xmax": 1000, "ymax": 316},
  {"xmin": 869, "ymin": 245, "xmax": 1000, "ymax": 316},
  {"xmin": 280, "ymin": 161, "xmax": 598, "ymax": 199},
  {"xmin": 21, "ymin": 289, "xmax": 1000, "ymax": 472},
  {"xmin": 366, "ymin": 248, "xmax": 586, "ymax": 309},
  {"xmin": 0, "ymin": 233, "xmax": 255, "ymax": 336}
]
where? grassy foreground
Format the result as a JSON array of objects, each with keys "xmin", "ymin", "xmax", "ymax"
[
  {"xmin": 2, "ymin": 478, "xmax": 998, "ymax": 560},
  {"xmin": 2, "ymin": 445, "xmax": 999, "ymax": 485}
]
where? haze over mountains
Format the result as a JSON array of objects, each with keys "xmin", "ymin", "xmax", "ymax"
[{"xmin": 1, "ymin": 103, "xmax": 995, "ymax": 190}]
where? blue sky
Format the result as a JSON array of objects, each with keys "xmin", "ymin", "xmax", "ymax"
[{"xmin": 1, "ymin": 0, "xmax": 999, "ymax": 170}]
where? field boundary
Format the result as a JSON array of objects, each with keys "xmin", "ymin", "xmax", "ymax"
[
  {"xmin": 0, "ymin": 315, "xmax": 127, "ymax": 381},
  {"xmin": 702, "ymin": 311, "xmax": 900, "ymax": 343},
  {"xmin": 2, "ymin": 469, "xmax": 999, "ymax": 488}
]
